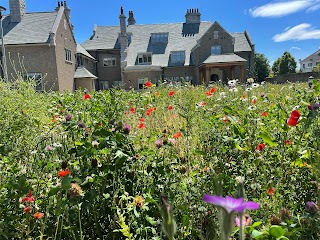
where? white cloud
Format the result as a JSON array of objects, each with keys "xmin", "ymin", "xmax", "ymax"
[
  {"xmin": 284, "ymin": 26, "xmax": 291, "ymax": 31},
  {"xmin": 273, "ymin": 23, "xmax": 320, "ymax": 42},
  {"xmin": 249, "ymin": 0, "xmax": 320, "ymax": 18},
  {"xmin": 290, "ymin": 46, "xmax": 301, "ymax": 50}
]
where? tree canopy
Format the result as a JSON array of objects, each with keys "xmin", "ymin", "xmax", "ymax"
[
  {"xmin": 272, "ymin": 51, "xmax": 297, "ymax": 75},
  {"xmin": 254, "ymin": 53, "xmax": 270, "ymax": 82}
]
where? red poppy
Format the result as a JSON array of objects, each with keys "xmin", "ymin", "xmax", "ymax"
[
  {"xmin": 155, "ymin": 92, "xmax": 160, "ymax": 97},
  {"xmin": 24, "ymin": 206, "xmax": 31, "ymax": 213},
  {"xmin": 145, "ymin": 108, "xmax": 153, "ymax": 116},
  {"xmin": 168, "ymin": 105, "xmax": 173, "ymax": 110},
  {"xmin": 168, "ymin": 91, "xmax": 175, "ymax": 96},
  {"xmin": 173, "ymin": 132, "xmax": 182, "ymax": 139},
  {"xmin": 268, "ymin": 187, "xmax": 275, "ymax": 196},
  {"xmin": 138, "ymin": 123, "xmax": 145, "ymax": 129},
  {"xmin": 256, "ymin": 143, "xmax": 266, "ymax": 151},
  {"xmin": 285, "ymin": 139, "xmax": 292, "ymax": 145},
  {"xmin": 33, "ymin": 212, "xmax": 44, "ymax": 219},
  {"xmin": 130, "ymin": 107, "xmax": 135, "ymax": 114},
  {"xmin": 153, "ymin": 107, "xmax": 157, "ymax": 111},
  {"xmin": 205, "ymin": 91, "xmax": 213, "ymax": 97},
  {"xmin": 241, "ymin": 95, "xmax": 246, "ymax": 99},
  {"xmin": 200, "ymin": 101, "xmax": 206, "ymax": 106},
  {"xmin": 139, "ymin": 118, "xmax": 144, "ymax": 122},
  {"xmin": 145, "ymin": 81, "xmax": 152, "ymax": 88},
  {"xmin": 209, "ymin": 87, "xmax": 216, "ymax": 94},
  {"xmin": 288, "ymin": 109, "xmax": 300, "ymax": 126},
  {"xmin": 261, "ymin": 111, "xmax": 267, "ymax": 117},
  {"xmin": 252, "ymin": 98, "xmax": 257, "ymax": 104},
  {"xmin": 58, "ymin": 168, "xmax": 71, "ymax": 178},
  {"xmin": 84, "ymin": 93, "xmax": 91, "ymax": 100},
  {"xmin": 21, "ymin": 191, "xmax": 35, "ymax": 204}
]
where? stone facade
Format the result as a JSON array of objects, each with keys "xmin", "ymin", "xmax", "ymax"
[{"xmin": 266, "ymin": 72, "xmax": 317, "ymax": 84}]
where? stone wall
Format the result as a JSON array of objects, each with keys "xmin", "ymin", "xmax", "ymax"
[{"xmin": 266, "ymin": 72, "xmax": 317, "ymax": 84}]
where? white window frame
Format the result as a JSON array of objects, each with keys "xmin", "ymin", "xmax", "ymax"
[
  {"xmin": 211, "ymin": 45, "xmax": 221, "ymax": 55},
  {"xmin": 65, "ymin": 48, "xmax": 72, "ymax": 62},
  {"xmin": 103, "ymin": 57, "xmax": 116, "ymax": 67},
  {"xmin": 23, "ymin": 72, "xmax": 44, "ymax": 91},
  {"xmin": 171, "ymin": 51, "xmax": 185, "ymax": 63},
  {"xmin": 151, "ymin": 33, "xmax": 168, "ymax": 43},
  {"xmin": 137, "ymin": 53, "xmax": 152, "ymax": 64},
  {"xmin": 213, "ymin": 31, "xmax": 219, "ymax": 40},
  {"xmin": 307, "ymin": 62, "xmax": 313, "ymax": 68}
]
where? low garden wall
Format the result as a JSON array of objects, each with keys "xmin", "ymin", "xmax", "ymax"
[{"xmin": 266, "ymin": 72, "xmax": 317, "ymax": 84}]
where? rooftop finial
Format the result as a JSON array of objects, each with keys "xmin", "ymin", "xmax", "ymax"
[
  {"xmin": 58, "ymin": 1, "xmax": 60, "ymax": 7},
  {"xmin": 120, "ymin": 6, "xmax": 124, "ymax": 14}
]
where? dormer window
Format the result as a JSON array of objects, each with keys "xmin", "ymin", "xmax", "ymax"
[
  {"xmin": 211, "ymin": 45, "xmax": 221, "ymax": 55},
  {"xmin": 138, "ymin": 53, "xmax": 152, "ymax": 64},
  {"xmin": 171, "ymin": 51, "xmax": 185, "ymax": 63},
  {"xmin": 151, "ymin": 33, "xmax": 168, "ymax": 43}
]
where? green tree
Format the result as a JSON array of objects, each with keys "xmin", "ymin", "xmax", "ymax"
[
  {"xmin": 272, "ymin": 51, "xmax": 297, "ymax": 75},
  {"xmin": 254, "ymin": 53, "xmax": 270, "ymax": 82}
]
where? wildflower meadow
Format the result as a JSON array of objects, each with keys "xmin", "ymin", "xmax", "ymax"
[{"xmin": 0, "ymin": 79, "xmax": 319, "ymax": 239}]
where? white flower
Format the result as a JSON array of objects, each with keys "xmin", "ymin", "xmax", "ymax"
[
  {"xmin": 235, "ymin": 176, "xmax": 244, "ymax": 183},
  {"xmin": 92, "ymin": 140, "xmax": 99, "ymax": 146},
  {"xmin": 247, "ymin": 78, "xmax": 254, "ymax": 83},
  {"xmin": 229, "ymin": 87, "xmax": 238, "ymax": 92},
  {"xmin": 228, "ymin": 79, "xmax": 237, "ymax": 86},
  {"xmin": 219, "ymin": 92, "xmax": 226, "ymax": 97},
  {"xmin": 261, "ymin": 81, "xmax": 265, "ymax": 85},
  {"xmin": 246, "ymin": 87, "xmax": 252, "ymax": 92},
  {"xmin": 252, "ymin": 83, "xmax": 260, "ymax": 88},
  {"xmin": 52, "ymin": 142, "xmax": 62, "ymax": 148},
  {"xmin": 248, "ymin": 106, "xmax": 256, "ymax": 110}
]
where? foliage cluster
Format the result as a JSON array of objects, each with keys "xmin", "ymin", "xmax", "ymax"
[{"xmin": 0, "ymin": 80, "xmax": 319, "ymax": 239}]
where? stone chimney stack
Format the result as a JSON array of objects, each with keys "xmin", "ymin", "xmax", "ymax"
[
  {"xmin": 185, "ymin": 8, "xmax": 201, "ymax": 24},
  {"xmin": 127, "ymin": 11, "xmax": 136, "ymax": 25},
  {"xmin": 119, "ymin": 7, "xmax": 128, "ymax": 82},
  {"xmin": 9, "ymin": 0, "xmax": 26, "ymax": 23}
]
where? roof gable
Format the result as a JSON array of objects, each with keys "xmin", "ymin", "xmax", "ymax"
[{"xmin": 301, "ymin": 49, "xmax": 320, "ymax": 62}]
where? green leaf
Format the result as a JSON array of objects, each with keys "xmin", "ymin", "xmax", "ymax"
[
  {"xmin": 48, "ymin": 187, "xmax": 60, "ymax": 197},
  {"xmin": 251, "ymin": 221, "xmax": 262, "ymax": 228},
  {"xmin": 235, "ymin": 142, "xmax": 248, "ymax": 151},
  {"xmin": 269, "ymin": 225, "xmax": 285, "ymax": 238},
  {"xmin": 146, "ymin": 215, "xmax": 158, "ymax": 226},
  {"xmin": 74, "ymin": 141, "xmax": 83, "ymax": 146},
  {"xmin": 260, "ymin": 132, "xmax": 278, "ymax": 147},
  {"xmin": 61, "ymin": 176, "xmax": 72, "ymax": 190},
  {"xmin": 103, "ymin": 193, "xmax": 110, "ymax": 199},
  {"xmin": 251, "ymin": 229, "xmax": 264, "ymax": 239}
]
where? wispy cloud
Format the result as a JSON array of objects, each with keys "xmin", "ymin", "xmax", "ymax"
[
  {"xmin": 249, "ymin": 0, "xmax": 320, "ymax": 18},
  {"xmin": 290, "ymin": 46, "xmax": 301, "ymax": 50},
  {"xmin": 273, "ymin": 23, "xmax": 320, "ymax": 42}
]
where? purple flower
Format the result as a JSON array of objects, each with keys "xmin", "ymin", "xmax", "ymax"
[
  {"xmin": 155, "ymin": 139, "xmax": 163, "ymax": 148},
  {"xmin": 305, "ymin": 201, "xmax": 318, "ymax": 214},
  {"xmin": 122, "ymin": 123, "xmax": 131, "ymax": 134},
  {"xmin": 203, "ymin": 195, "xmax": 259, "ymax": 214},
  {"xmin": 65, "ymin": 114, "xmax": 72, "ymax": 122},
  {"xmin": 77, "ymin": 121, "xmax": 85, "ymax": 128}
]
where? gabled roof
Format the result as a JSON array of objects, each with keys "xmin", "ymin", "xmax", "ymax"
[
  {"xmin": 74, "ymin": 67, "xmax": 98, "ymax": 79},
  {"xmin": 77, "ymin": 44, "xmax": 95, "ymax": 60},
  {"xmin": 81, "ymin": 21, "xmax": 253, "ymax": 67},
  {"xmin": 203, "ymin": 53, "xmax": 247, "ymax": 64},
  {"xmin": 230, "ymin": 32, "xmax": 253, "ymax": 52},
  {"xmin": 2, "ymin": 12, "xmax": 58, "ymax": 45},
  {"xmin": 301, "ymin": 49, "xmax": 320, "ymax": 62}
]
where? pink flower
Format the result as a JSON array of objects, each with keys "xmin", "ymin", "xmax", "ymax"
[{"xmin": 235, "ymin": 214, "xmax": 252, "ymax": 227}]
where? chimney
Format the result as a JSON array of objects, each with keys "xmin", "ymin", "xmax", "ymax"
[
  {"xmin": 9, "ymin": 0, "xmax": 26, "ymax": 23},
  {"xmin": 185, "ymin": 8, "xmax": 201, "ymax": 24},
  {"xmin": 119, "ymin": 7, "xmax": 128, "ymax": 81},
  {"xmin": 128, "ymin": 11, "xmax": 136, "ymax": 25}
]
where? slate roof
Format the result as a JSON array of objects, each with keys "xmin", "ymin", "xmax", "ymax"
[
  {"xmin": 77, "ymin": 44, "xmax": 95, "ymax": 60},
  {"xmin": 81, "ymin": 22, "xmax": 253, "ymax": 67},
  {"xmin": 203, "ymin": 53, "xmax": 247, "ymax": 64},
  {"xmin": 74, "ymin": 67, "xmax": 98, "ymax": 79},
  {"xmin": 301, "ymin": 49, "xmax": 320, "ymax": 62},
  {"xmin": 230, "ymin": 32, "xmax": 253, "ymax": 52},
  {"xmin": 2, "ymin": 12, "xmax": 58, "ymax": 45}
]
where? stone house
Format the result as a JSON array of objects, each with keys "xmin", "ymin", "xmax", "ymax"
[
  {"xmin": 81, "ymin": 8, "xmax": 255, "ymax": 90},
  {"xmin": 300, "ymin": 49, "xmax": 320, "ymax": 73},
  {"xmin": 0, "ymin": 0, "xmax": 76, "ymax": 91}
]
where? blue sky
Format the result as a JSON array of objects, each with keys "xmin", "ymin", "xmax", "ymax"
[{"xmin": 1, "ymin": 0, "xmax": 320, "ymax": 67}]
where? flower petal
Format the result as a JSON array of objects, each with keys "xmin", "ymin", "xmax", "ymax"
[
  {"xmin": 233, "ymin": 201, "xmax": 259, "ymax": 212},
  {"xmin": 203, "ymin": 194, "xmax": 226, "ymax": 206}
]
